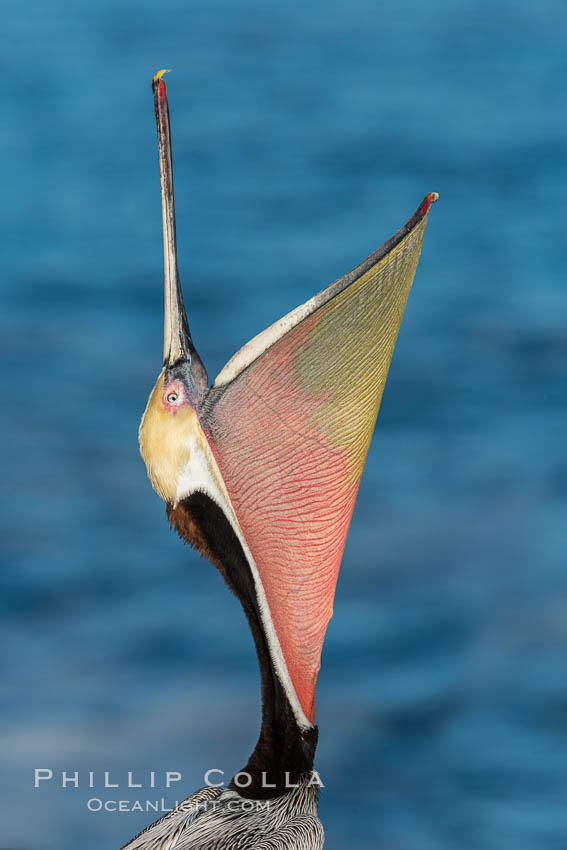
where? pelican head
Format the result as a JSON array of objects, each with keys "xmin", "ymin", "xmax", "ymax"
[{"xmin": 139, "ymin": 72, "xmax": 208, "ymax": 505}]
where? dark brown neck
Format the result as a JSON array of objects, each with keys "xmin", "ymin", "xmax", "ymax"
[
  {"xmin": 167, "ymin": 492, "xmax": 318, "ymax": 799},
  {"xmin": 235, "ymin": 603, "xmax": 318, "ymax": 799}
]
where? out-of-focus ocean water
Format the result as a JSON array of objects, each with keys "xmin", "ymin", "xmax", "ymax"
[{"xmin": 1, "ymin": 1, "xmax": 566, "ymax": 848}]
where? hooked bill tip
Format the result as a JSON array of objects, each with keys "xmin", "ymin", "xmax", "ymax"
[
  {"xmin": 420, "ymin": 191, "xmax": 439, "ymax": 215},
  {"xmin": 153, "ymin": 69, "xmax": 172, "ymax": 83}
]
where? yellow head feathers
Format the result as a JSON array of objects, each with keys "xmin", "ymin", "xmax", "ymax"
[{"xmin": 139, "ymin": 371, "xmax": 197, "ymax": 504}]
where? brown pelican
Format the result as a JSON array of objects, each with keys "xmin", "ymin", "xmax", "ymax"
[{"xmin": 123, "ymin": 69, "xmax": 437, "ymax": 850}]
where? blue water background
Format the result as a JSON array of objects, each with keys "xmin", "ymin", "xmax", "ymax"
[{"xmin": 1, "ymin": 1, "xmax": 566, "ymax": 847}]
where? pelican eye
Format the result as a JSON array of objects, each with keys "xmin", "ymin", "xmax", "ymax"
[{"xmin": 167, "ymin": 392, "xmax": 179, "ymax": 404}]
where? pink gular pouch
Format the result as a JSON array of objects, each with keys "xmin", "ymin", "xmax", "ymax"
[{"xmin": 200, "ymin": 192, "xmax": 435, "ymax": 724}]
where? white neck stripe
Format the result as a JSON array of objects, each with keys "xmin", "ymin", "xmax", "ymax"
[{"xmin": 176, "ymin": 443, "xmax": 312, "ymax": 732}]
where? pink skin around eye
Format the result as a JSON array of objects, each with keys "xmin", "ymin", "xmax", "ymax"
[{"xmin": 162, "ymin": 380, "xmax": 187, "ymax": 414}]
